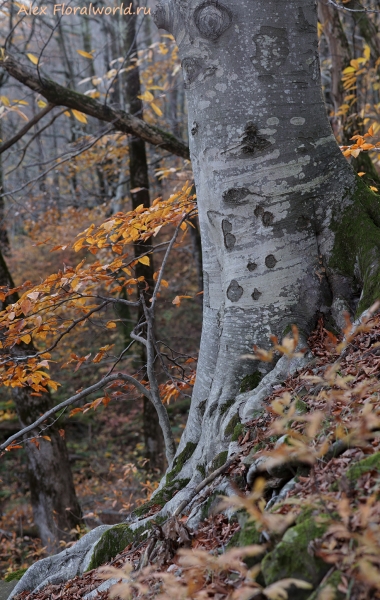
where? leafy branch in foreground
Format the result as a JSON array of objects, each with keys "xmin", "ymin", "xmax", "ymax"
[{"xmin": 0, "ymin": 184, "xmax": 197, "ymax": 464}]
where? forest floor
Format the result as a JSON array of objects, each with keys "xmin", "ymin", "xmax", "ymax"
[{"xmin": 3, "ymin": 311, "xmax": 380, "ymax": 599}]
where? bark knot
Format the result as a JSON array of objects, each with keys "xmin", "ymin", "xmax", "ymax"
[
  {"xmin": 194, "ymin": 1, "xmax": 232, "ymax": 41},
  {"xmin": 227, "ymin": 280, "xmax": 243, "ymax": 302}
]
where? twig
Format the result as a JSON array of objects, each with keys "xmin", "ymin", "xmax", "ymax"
[
  {"xmin": 0, "ymin": 103, "xmax": 54, "ymax": 154},
  {"xmin": 0, "ymin": 372, "xmax": 151, "ymax": 452},
  {"xmin": 173, "ymin": 456, "xmax": 237, "ymax": 517}
]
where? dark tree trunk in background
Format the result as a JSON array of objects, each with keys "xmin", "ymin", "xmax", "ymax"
[
  {"xmin": 124, "ymin": 2, "xmax": 165, "ymax": 472},
  {"xmin": 0, "ymin": 251, "xmax": 82, "ymax": 553},
  {"xmin": 152, "ymin": 0, "xmax": 380, "ymax": 508}
]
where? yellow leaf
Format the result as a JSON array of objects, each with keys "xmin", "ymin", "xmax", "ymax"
[
  {"xmin": 72, "ymin": 110, "xmax": 88, "ymax": 124},
  {"xmin": 370, "ymin": 186, "xmax": 378, "ymax": 192},
  {"xmin": 0, "ymin": 96, "xmax": 10, "ymax": 106},
  {"xmin": 64, "ymin": 111, "xmax": 71, "ymax": 117},
  {"xmin": 27, "ymin": 53, "xmax": 39, "ymax": 65},
  {"xmin": 138, "ymin": 256, "xmax": 150, "ymax": 266},
  {"xmin": 364, "ymin": 44, "xmax": 371, "ymax": 61},
  {"xmin": 138, "ymin": 91, "xmax": 154, "ymax": 103},
  {"xmin": 358, "ymin": 172, "xmax": 366, "ymax": 177},
  {"xmin": 106, "ymin": 321, "xmax": 117, "ymax": 328},
  {"xmin": 77, "ymin": 49, "xmax": 94, "ymax": 59},
  {"xmin": 20, "ymin": 334, "xmax": 31, "ymax": 344},
  {"xmin": 37, "ymin": 100, "xmax": 47, "ymax": 108},
  {"xmin": 150, "ymin": 102, "xmax": 163, "ymax": 117},
  {"xmin": 15, "ymin": 100, "xmax": 28, "ymax": 105}
]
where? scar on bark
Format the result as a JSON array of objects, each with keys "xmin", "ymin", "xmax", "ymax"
[
  {"xmin": 265, "ymin": 255, "xmax": 278, "ymax": 269},
  {"xmin": 254, "ymin": 205, "xmax": 274, "ymax": 226},
  {"xmin": 227, "ymin": 280, "xmax": 243, "ymax": 302},
  {"xmin": 194, "ymin": 1, "xmax": 233, "ymax": 41},
  {"xmin": 222, "ymin": 219, "xmax": 236, "ymax": 250},
  {"xmin": 252, "ymin": 288, "xmax": 262, "ymax": 301},
  {"xmin": 247, "ymin": 262, "xmax": 257, "ymax": 272},
  {"xmin": 223, "ymin": 187, "xmax": 251, "ymax": 206},
  {"xmin": 241, "ymin": 122, "xmax": 271, "ymax": 155}
]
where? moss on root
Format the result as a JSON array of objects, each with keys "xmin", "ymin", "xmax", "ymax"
[
  {"xmin": 261, "ymin": 517, "xmax": 330, "ymax": 600},
  {"xmin": 219, "ymin": 399, "xmax": 235, "ymax": 415},
  {"xmin": 166, "ymin": 442, "xmax": 197, "ymax": 484},
  {"xmin": 209, "ymin": 451, "xmax": 228, "ymax": 474},
  {"xmin": 330, "ymin": 178, "xmax": 380, "ymax": 315},
  {"xmin": 224, "ymin": 412, "xmax": 240, "ymax": 438},
  {"xmin": 133, "ymin": 478, "xmax": 190, "ymax": 518},
  {"xmin": 88, "ymin": 523, "xmax": 147, "ymax": 570},
  {"xmin": 239, "ymin": 371, "xmax": 261, "ymax": 394}
]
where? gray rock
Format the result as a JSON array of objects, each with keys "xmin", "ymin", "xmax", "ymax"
[{"xmin": 8, "ymin": 525, "xmax": 112, "ymax": 600}]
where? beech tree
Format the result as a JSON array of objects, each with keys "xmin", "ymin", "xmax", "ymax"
[
  {"xmin": 150, "ymin": 0, "xmax": 380, "ymax": 493},
  {"xmin": 4, "ymin": 0, "xmax": 380, "ymax": 596}
]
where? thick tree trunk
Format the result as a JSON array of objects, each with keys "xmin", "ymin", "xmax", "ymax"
[
  {"xmin": 0, "ymin": 252, "xmax": 82, "ymax": 553},
  {"xmin": 153, "ymin": 0, "xmax": 380, "ymax": 492}
]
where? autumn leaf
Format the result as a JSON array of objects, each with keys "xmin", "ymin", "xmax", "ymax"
[
  {"xmin": 106, "ymin": 321, "xmax": 117, "ymax": 328},
  {"xmin": 172, "ymin": 295, "xmax": 192, "ymax": 306},
  {"xmin": 77, "ymin": 49, "xmax": 94, "ymax": 59},
  {"xmin": 138, "ymin": 256, "xmax": 150, "ymax": 266},
  {"xmin": 150, "ymin": 102, "xmax": 163, "ymax": 117},
  {"xmin": 72, "ymin": 110, "xmax": 88, "ymax": 124},
  {"xmin": 26, "ymin": 53, "xmax": 39, "ymax": 65}
]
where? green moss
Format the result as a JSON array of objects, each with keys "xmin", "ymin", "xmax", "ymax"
[
  {"xmin": 330, "ymin": 178, "xmax": 380, "ymax": 315},
  {"xmin": 166, "ymin": 442, "xmax": 197, "ymax": 484},
  {"xmin": 346, "ymin": 452, "xmax": 380, "ymax": 483},
  {"xmin": 224, "ymin": 412, "xmax": 240, "ymax": 437},
  {"xmin": 88, "ymin": 523, "xmax": 147, "ymax": 570},
  {"xmin": 306, "ymin": 570, "xmax": 344, "ymax": 600},
  {"xmin": 197, "ymin": 464, "xmax": 206, "ymax": 478},
  {"xmin": 240, "ymin": 371, "xmax": 261, "ymax": 394},
  {"xmin": 4, "ymin": 569, "xmax": 27, "ymax": 582},
  {"xmin": 219, "ymin": 399, "xmax": 235, "ymax": 415},
  {"xmin": 232, "ymin": 422, "xmax": 244, "ymax": 442},
  {"xmin": 228, "ymin": 518, "xmax": 265, "ymax": 569},
  {"xmin": 261, "ymin": 517, "xmax": 331, "ymax": 600},
  {"xmin": 200, "ymin": 492, "xmax": 219, "ymax": 521},
  {"xmin": 133, "ymin": 478, "xmax": 190, "ymax": 518},
  {"xmin": 209, "ymin": 451, "xmax": 228, "ymax": 473}
]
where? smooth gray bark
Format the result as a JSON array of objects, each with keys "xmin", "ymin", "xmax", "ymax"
[{"xmin": 153, "ymin": 0, "xmax": 378, "ymax": 483}]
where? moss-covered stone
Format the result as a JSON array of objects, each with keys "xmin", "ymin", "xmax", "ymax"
[
  {"xmin": 88, "ymin": 523, "xmax": 146, "ymax": 570},
  {"xmin": 200, "ymin": 492, "xmax": 220, "ymax": 521},
  {"xmin": 166, "ymin": 442, "xmax": 197, "ymax": 484},
  {"xmin": 330, "ymin": 178, "xmax": 380, "ymax": 315},
  {"xmin": 261, "ymin": 517, "xmax": 330, "ymax": 600},
  {"xmin": 346, "ymin": 452, "xmax": 380, "ymax": 483},
  {"xmin": 4, "ymin": 569, "xmax": 27, "ymax": 582},
  {"xmin": 209, "ymin": 451, "xmax": 228, "ymax": 473},
  {"xmin": 306, "ymin": 570, "xmax": 344, "ymax": 600},
  {"xmin": 228, "ymin": 518, "xmax": 265, "ymax": 569},
  {"xmin": 219, "ymin": 399, "xmax": 235, "ymax": 415},
  {"xmin": 240, "ymin": 371, "xmax": 261, "ymax": 394}
]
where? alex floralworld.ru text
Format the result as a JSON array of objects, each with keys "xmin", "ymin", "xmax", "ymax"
[{"xmin": 17, "ymin": 3, "xmax": 151, "ymax": 16}]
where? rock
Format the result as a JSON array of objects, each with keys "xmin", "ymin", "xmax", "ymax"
[
  {"xmin": 7, "ymin": 525, "xmax": 112, "ymax": 599},
  {"xmin": 261, "ymin": 517, "xmax": 330, "ymax": 600}
]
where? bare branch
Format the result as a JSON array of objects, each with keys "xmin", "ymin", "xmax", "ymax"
[
  {"xmin": 0, "ymin": 103, "xmax": 54, "ymax": 154},
  {"xmin": 0, "ymin": 372, "xmax": 151, "ymax": 453}
]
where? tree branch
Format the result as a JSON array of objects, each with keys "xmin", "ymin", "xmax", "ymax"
[
  {"xmin": 0, "ymin": 102, "xmax": 54, "ymax": 154},
  {"xmin": 0, "ymin": 51, "xmax": 190, "ymax": 160},
  {"xmin": 0, "ymin": 372, "xmax": 151, "ymax": 452}
]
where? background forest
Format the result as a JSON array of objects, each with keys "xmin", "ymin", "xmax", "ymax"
[{"xmin": 1, "ymin": 0, "xmax": 380, "ymax": 599}]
